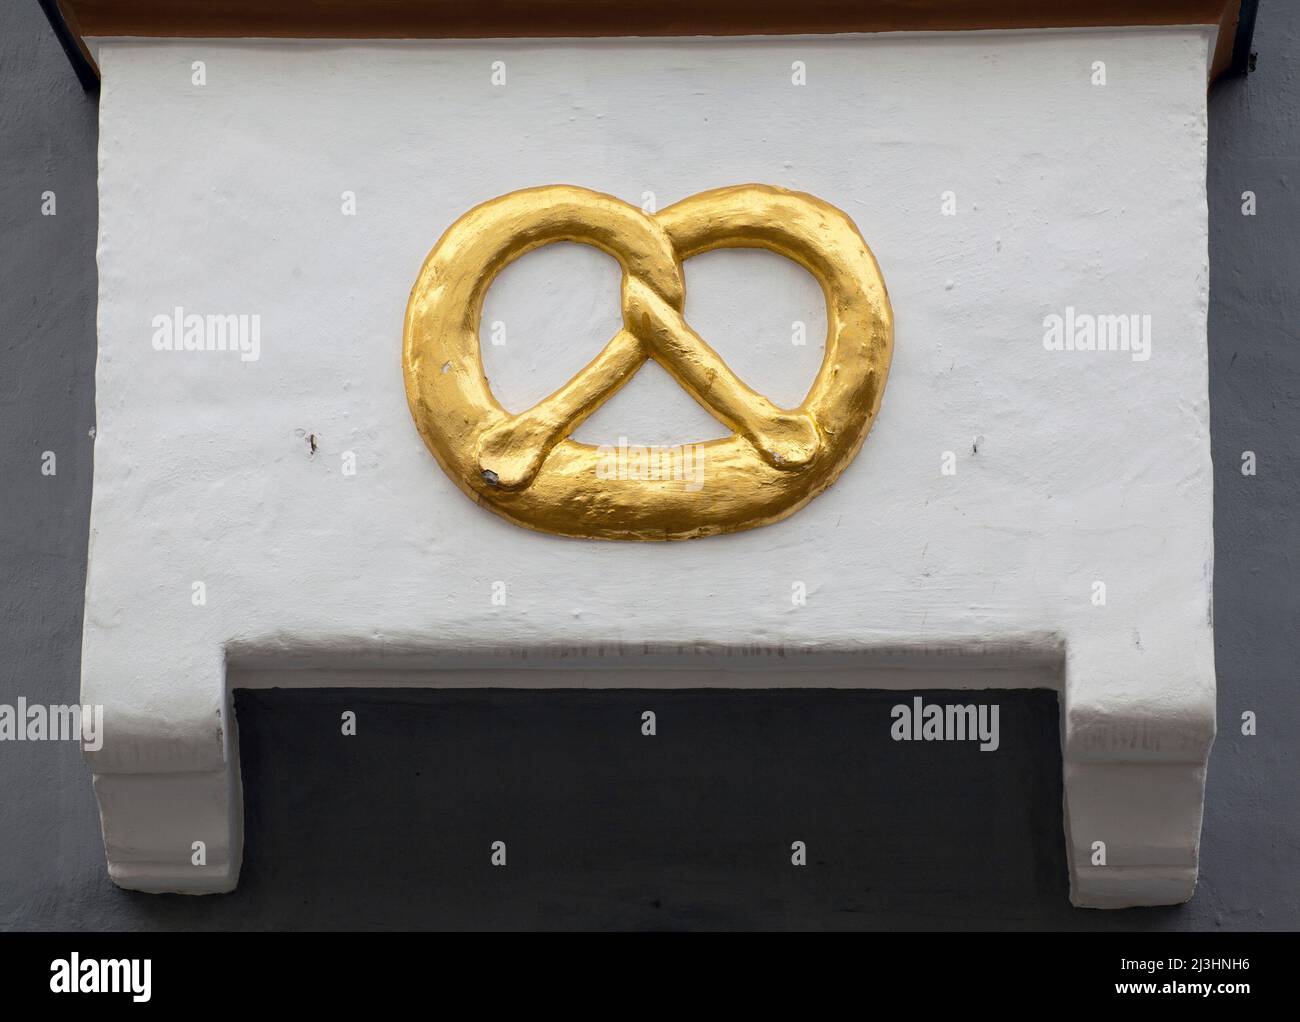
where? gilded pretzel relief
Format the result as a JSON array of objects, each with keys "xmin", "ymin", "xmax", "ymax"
[{"xmin": 402, "ymin": 184, "xmax": 893, "ymax": 540}]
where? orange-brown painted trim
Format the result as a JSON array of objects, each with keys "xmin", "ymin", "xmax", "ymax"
[
  {"xmin": 63, "ymin": 0, "xmax": 1246, "ymax": 81},
  {"xmin": 67, "ymin": 1, "xmax": 1236, "ymax": 38},
  {"xmin": 1211, "ymin": 0, "xmax": 1244, "ymax": 78}
]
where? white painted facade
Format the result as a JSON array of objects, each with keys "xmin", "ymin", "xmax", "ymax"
[{"xmin": 84, "ymin": 28, "xmax": 1216, "ymax": 906}]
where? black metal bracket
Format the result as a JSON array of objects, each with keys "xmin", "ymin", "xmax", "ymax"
[
  {"xmin": 36, "ymin": 0, "xmax": 100, "ymax": 92},
  {"xmin": 1228, "ymin": 0, "xmax": 1261, "ymax": 77}
]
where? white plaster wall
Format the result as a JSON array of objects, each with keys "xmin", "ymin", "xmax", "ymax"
[{"xmin": 84, "ymin": 29, "xmax": 1216, "ymax": 903}]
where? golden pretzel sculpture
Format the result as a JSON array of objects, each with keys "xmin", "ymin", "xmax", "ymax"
[{"xmin": 403, "ymin": 184, "xmax": 893, "ymax": 540}]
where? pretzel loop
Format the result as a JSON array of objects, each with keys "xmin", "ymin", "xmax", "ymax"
[{"xmin": 403, "ymin": 184, "xmax": 893, "ymax": 540}]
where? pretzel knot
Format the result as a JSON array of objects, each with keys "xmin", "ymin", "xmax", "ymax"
[{"xmin": 403, "ymin": 184, "xmax": 893, "ymax": 541}]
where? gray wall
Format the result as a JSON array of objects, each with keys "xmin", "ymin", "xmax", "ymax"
[{"xmin": 1, "ymin": 0, "xmax": 1295, "ymax": 929}]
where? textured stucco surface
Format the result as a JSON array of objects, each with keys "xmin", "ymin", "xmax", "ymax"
[
  {"xmin": 0, "ymin": 0, "xmax": 1295, "ymax": 928},
  {"xmin": 86, "ymin": 27, "xmax": 1215, "ymax": 695},
  {"xmin": 82, "ymin": 28, "xmax": 1217, "ymax": 904}
]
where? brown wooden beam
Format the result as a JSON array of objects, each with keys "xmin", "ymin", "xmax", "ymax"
[
  {"xmin": 55, "ymin": 1, "xmax": 1251, "ymax": 84},
  {"xmin": 65, "ymin": 0, "xmax": 1235, "ymax": 37}
]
